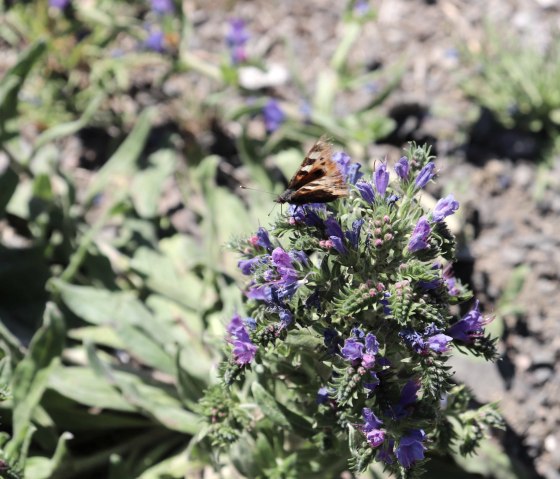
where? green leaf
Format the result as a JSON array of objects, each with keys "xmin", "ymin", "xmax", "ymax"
[
  {"xmin": 115, "ymin": 323, "xmax": 175, "ymax": 375},
  {"xmin": 0, "ymin": 41, "xmax": 46, "ymax": 130},
  {"xmin": 251, "ymin": 383, "xmax": 289, "ymax": 427},
  {"xmin": 33, "ymin": 94, "xmax": 104, "ymax": 151},
  {"xmin": 86, "ymin": 345, "xmax": 199, "ymax": 433},
  {"xmin": 0, "ymin": 166, "xmax": 18, "ymax": 216},
  {"xmin": 131, "ymin": 149, "xmax": 177, "ymax": 218},
  {"xmin": 284, "ymin": 330, "xmax": 324, "ymax": 350},
  {"xmin": 175, "ymin": 349, "xmax": 207, "ymax": 407},
  {"xmin": 5, "ymin": 303, "xmax": 65, "ymax": 466},
  {"xmin": 47, "ymin": 366, "xmax": 134, "ymax": 412},
  {"xmin": 313, "ymin": 70, "xmax": 339, "ymax": 116},
  {"xmin": 23, "ymin": 432, "xmax": 73, "ymax": 479},
  {"xmin": 67, "ymin": 326, "xmax": 124, "ymax": 350},
  {"xmin": 85, "ymin": 108, "xmax": 154, "ymax": 204},
  {"xmin": 130, "ymin": 247, "xmax": 207, "ymax": 311},
  {"xmin": 52, "ymin": 280, "xmax": 152, "ymax": 327}
]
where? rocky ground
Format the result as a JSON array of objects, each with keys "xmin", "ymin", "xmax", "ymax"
[
  {"xmin": 4, "ymin": 0, "xmax": 559, "ymax": 477},
  {"xmin": 193, "ymin": 1, "xmax": 560, "ymax": 477}
]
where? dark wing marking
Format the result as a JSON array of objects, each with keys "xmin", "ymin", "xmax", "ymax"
[{"xmin": 286, "ymin": 137, "xmax": 333, "ymax": 190}]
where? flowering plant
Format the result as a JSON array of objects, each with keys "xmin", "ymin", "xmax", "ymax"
[{"xmin": 202, "ymin": 143, "xmax": 502, "ymax": 477}]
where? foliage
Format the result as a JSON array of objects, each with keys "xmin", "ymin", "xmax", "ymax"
[
  {"xmin": 0, "ymin": 0, "xmax": 510, "ymax": 478},
  {"xmin": 462, "ymin": 29, "xmax": 560, "ymax": 140}
]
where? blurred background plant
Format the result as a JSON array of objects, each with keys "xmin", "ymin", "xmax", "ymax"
[
  {"xmin": 0, "ymin": 0, "xmax": 556, "ymax": 477},
  {"xmin": 462, "ymin": 26, "xmax": 560, "ymax": 159}
]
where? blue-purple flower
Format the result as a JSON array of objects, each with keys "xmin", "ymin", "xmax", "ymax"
[
  {"xmin": 263, "ymin": 99, "xmax": 285, "ymax": 133},
  {"xmin": 415, "ymin": 162, "xmax": 435, "ymax": 189},
  {"xmin": 427, "ymin": 332, "xmax": 452, "ymax": 353},
  {"xmin": 341, "ymin": 332, "xmax": 379, "ymax": 369},
  {"xmin": 324, "ymin": 217, "xmax": 347, "ymax": 254},
  {"xmin": 323, "ymin": 327, "xmax": 341, "ymax": 355},
  {"xmin": 374, "ymin": 163, "xmax": 389, "ymax": 196},
  {"xmin": 442, "ymin": 263, "xmax": 460, "ymax": 296},
  {"xmin": 354, "ymin": 0, "xmax": 371, "ymax": 15},
  {"xmin": 316, "ymin": 386, "xmax": 329, "ymax": 404},
  {"xmin": 238, "ymin": 257, "xmax": 261, "ymax": 275},
  {"xmin": 245, "ymin": 247, "xmax": 306, "ymax": 305},
  {"xmin": 226, "ymin": 19, "xmax": 249, "ymax": 64},
  {"xmin": 395, "ymin": 429, "xmax": 426, "ymax": 468},
  {"xmin": 151, "ymin": 0, "xmax": 174, "ymax": 14},
  {"xmin": 144, "ymin": 28, "xmax": 165, "ymax": 52},
  {"xmin": 390, "ymin": 379, "xmax": 421, "ymax": 419},
  {"xmin": 400, "ymin": 324, "xmax": 451, "ymax": 355},
  {"xmin": 448, "ymin": 300, "xmax": 490, "ymax": 343},
  {"xmin": 249, "ymin": 227, "xmax": 273, "ymax": 250},
  {"xmin": 356, "ymin": 180, "xmax": 375, "ymax": 204},
  {"xmin": 227, "ymin": 313, "xmax": 257, "ymax": 365},
  {"xmin": 341, "ymin": 338, "xmax": 363, "ymax": 361},
  {"xmin": 432, "ymin": 194, "xmax": 459, "ymax": 222},
  {"xmin": 345, "ymin": 219, "xmax": 364, "ymax": 249},
  {"xmin": 278, "ymin": 308, "xmax": 293, "ymax": 327},
  {"xmin": 288, "ymin": 204, "xmax": 325, "ymax": 227},
  {"xmin": 49, "ymin": 0, "xmax": 70, "ymax": 8},
  {"xmin": 408, "ymin": 217, "xmax": 431, "ymax": 252},
  {"xmin": 394, "ymin": 156, "xmax": 410, "ymax": 180},
  {"xmin": 376, "ymin": 440, "xmax": 395, "ymax": 464},
  {"xmin": 333, "ymin": 152, "xmax": 363, "ymax": 184},
  {"xmin": 361, "ymin": 408, "xmax": 385, "ymax": 448}
]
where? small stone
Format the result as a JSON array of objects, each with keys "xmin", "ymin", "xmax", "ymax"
[{"xmin": 531, "ymin": 368, "xmax": 553, "ymax": 387}]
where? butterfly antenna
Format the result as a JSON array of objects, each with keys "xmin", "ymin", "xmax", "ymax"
[
  {"xmin": 239, "ymin": 185, "xmax": 277, "ymax": 197},
  {"xmin": 267, "ymin": 203, "xmax": 278, "ymax": 217}
]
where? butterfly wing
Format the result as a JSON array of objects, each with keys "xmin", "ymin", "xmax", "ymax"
[{"xmin": 276, "ymin": 136, "xmax": 348, "ymax": 204}]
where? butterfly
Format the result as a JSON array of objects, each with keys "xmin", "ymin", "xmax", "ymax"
[{"xmin": 275, "ymin": 136, "xmax": 348, "ymax": 205}]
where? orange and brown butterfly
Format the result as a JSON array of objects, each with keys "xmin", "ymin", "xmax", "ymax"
[{"xmin": 275, "ymin": 136, "xmax": 349, "ymax": 205}]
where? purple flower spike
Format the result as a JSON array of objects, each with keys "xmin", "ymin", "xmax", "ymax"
[
  {"xmin": 278, "ymin": 308, "xmax": 293, "ymax": 327},
  {"xmin": 238, "ymin": 257, "xmax": 260, "ymax": 275},
  {"xmin": 151, "ymin": 0, "xmax": 174, "ymax": 14},
  {"xmin": 144, "ymin": 29, "xmax": 165, "ymax": 52},
  {"xmin": 341, "ymin": 338, "xmax": 364, "ymax": 361},
  {"xmin": 448, "ymin": 300, "xmax": 489, "ymax": 343},
  {"xmin": 255, "ymin": 227, "xmax": 273, "ymax": 250},
  {"xmin": 325, "ymin": 217, "xmax": 344, "ymax": 239},
  {"xmin": 394, "ymin": 157, "xmax": 410, "ymax": 179},
  {"xmin": 333, "ymin": 151, "xmax": 351, "ymax": 176},
  {"xmin": 408, "ymin": 217, "xmax": 431, "ymax": 252},
  {"xmin": 49, "ymin": 0, "xmax": 70, "ymax": 8},
  {"xmin": 393, "ymin": 379, "xmax": 420, "ymax": 418},
  {"xmin": 316, "ymin": 386, "xmax": 329, "ymax": 404},
  {"xmin": 345, "ymin": 219, "xmax": 364, "ymax": 249},
  {"xmin": 362, "ymin": 408, "xmax": 385, "ymax": 447},
  {"xmin": 355, "ymin": 0, "xmax": 371, "ymax": 15},
  {"xmin": 374, "ymin": 163, "xmax": 389, "ymax": 196},
  {"xmin": 376, "ymin": 440, "xmax": 395, "ymax": 464},
  {"xmin": 227, "ymin": 314, "xmax": 258, "ymax": 365},
  {"xmin": 232, "ymin": 339, "xmax": 258, "ymax": 365},
  {"xmin": 432, "ymin": 194, "xmax": 459, "ymax": 222},
  {"xmin": 226, "ymin": 19, "xmax": 249, "ymax": 64},
  {"xmin": 289, "ymin": 204, "xmax": 325, "ymax": 227},
  {"xmin": 263, "ymin": 99, "xmax": 285, "ymax": 133},
  {"xmin": 329, "ymin": 235, "xmax": 347, "ymax": 255},
  {"xmin": 347, "ymin": 163, "xmax": 364, "ymax": 185},
  {"xmin": 427, "ymin": 333, "xmax": 452, "ymax": 353},
  {"xmin": 364, "ymin": 370, "xmax": 380, "ymax": 391},
  {"xmin": 365, "ymin": 333, "xmax": 379, "ymax": 355},
  {"xmin": 333, "ymin": 152, "xmax": 363, "ymax": 184},
  {"xmin": 325, "ymin": 217, "xmax": 347, "ymax": 254},
  {"xmin": 357, "ymin": 181, "xmax": 375, "ymax": 204},
  {"xmin": 396, "ymin": 430, "xmax": 426, "ymax": 468},
  {"xmin": 415, "ymin": 162, "xmax": 435, "ymax": 189}
]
